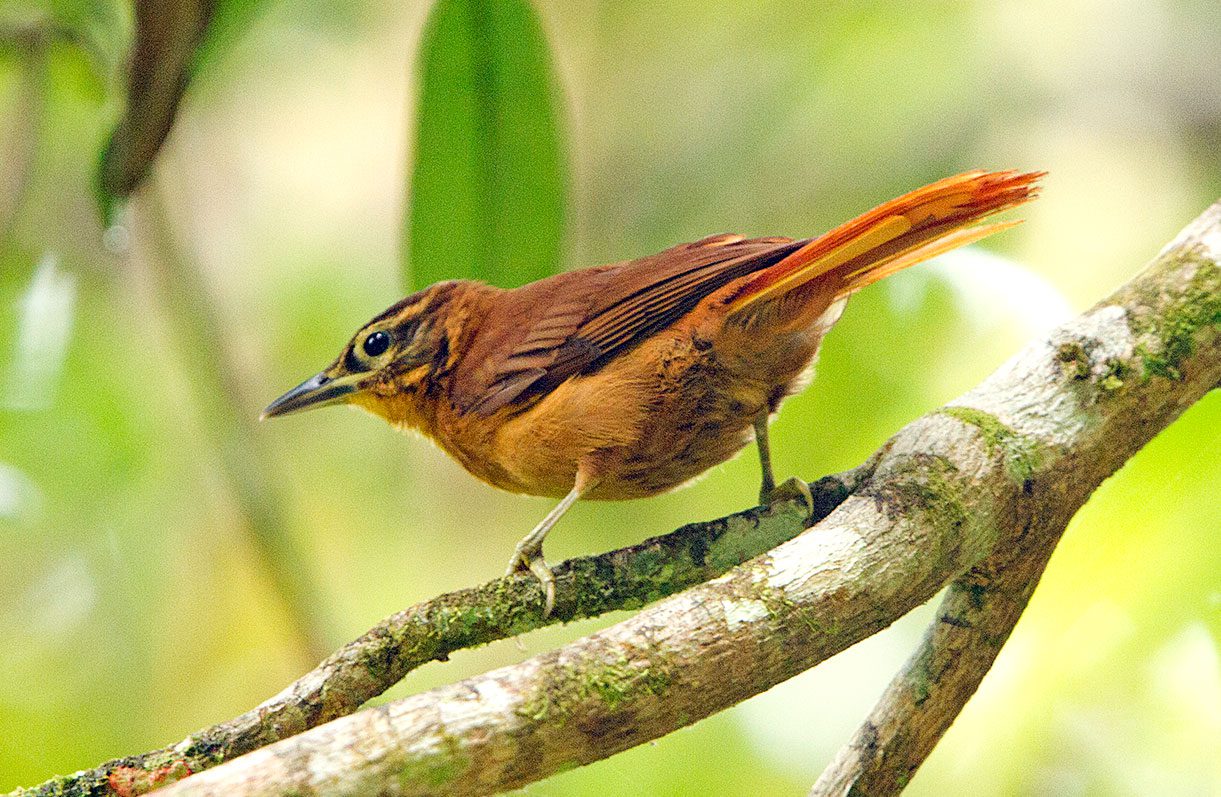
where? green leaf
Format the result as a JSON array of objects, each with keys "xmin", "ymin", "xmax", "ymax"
[
  {"xmin": 192, "ymin": 0, "xmax": 270, "ymax": 76},
  {"xmin": 405, "ymin": 0, "xmax": 567, "ymax": 290},
  {"xmin": 0, "ymin": 0, "xmax": 126, "ymax": 85}
]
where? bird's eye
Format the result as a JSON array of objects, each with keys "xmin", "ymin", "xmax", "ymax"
[{"xmin": 362, "ymin": 330, "xmax": 390, "ymax": 357}]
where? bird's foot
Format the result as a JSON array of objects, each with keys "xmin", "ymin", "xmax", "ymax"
[
  {"xmin": 761, "ymin": 476, "xmax": 815, "ymax": 521},
  {"xmin": 507, "ymin": 544, "xmax": 557, "ymax": 618}
]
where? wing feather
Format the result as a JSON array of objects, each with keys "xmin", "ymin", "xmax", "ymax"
[{"xmin": 456, "ymin": 235, "xmax": 805, "ymax": 414}]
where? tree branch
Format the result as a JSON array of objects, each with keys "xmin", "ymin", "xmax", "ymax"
[
  {"xmin": 807, "ymin": 201, "xmax": 1221, "ymax": 795},
  {"xmin": 132, "ymin": 201, "xmax": 1219, "ymax": 796},
  {"xmin": 10, "ymin": 474, "xmax": 860, "ymax": 797},
  {"xmin": 808, "ymin": 517, "xmax": 1062, "ymax": 796}
]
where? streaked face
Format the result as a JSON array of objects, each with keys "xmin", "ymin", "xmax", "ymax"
[{"xmin": 261, "ymin": 287, "xmax": 446, "ymax": 420}]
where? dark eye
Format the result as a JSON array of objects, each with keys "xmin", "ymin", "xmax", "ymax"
[{"xmin": 362, "ymin": 330, "xmax": 390, "ymax": 357}]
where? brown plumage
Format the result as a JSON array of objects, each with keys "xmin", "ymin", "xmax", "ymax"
[{"xmin": 264, "ymin": 169, "xmax": 1044, "ymax": 614}]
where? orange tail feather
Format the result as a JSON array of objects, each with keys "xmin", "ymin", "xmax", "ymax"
[{"xmin": 723, "ymin": 170, "xmax": 1044, "ymax": 316}]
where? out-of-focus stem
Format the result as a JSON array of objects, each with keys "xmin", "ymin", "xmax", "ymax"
[
  {"xmin": 9, "ymin": 472, "xmax": 861, "ymax": 797},
  {"xmin": 129, "ymin": 184, "xmax": 333, "ymax": 660},
  {"xmin": 0, "ymin": 24, "xmax": 49, "ymax": 241}
]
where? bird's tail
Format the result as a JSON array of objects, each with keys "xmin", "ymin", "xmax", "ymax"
[{"xmin": 722, "ymin": 170, "xmax": 1044, "ymax": 318}]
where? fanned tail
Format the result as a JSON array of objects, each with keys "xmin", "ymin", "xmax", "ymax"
[{"xmin": 723, "ymin": 170, "xmax": 1044, "ymax": 317}]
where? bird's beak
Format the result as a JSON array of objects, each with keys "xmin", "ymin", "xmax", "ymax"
[{"xmin": 261, "ymin": 371, "xmax": 359, "ymax": 420}]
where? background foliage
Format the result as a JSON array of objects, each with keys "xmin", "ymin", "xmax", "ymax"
[{"xmin": 1, "ymin": 0, "xmax": 1219, "ymax": 794}]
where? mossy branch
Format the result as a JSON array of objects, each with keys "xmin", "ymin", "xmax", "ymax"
[
  {"xmin": 9, "ymin": 473, "xmax": 860, "ymax": 797},
  {"xmin": 808, "ymin": 200, "xmax": 1221, "ymax": 795},
  {"xmin": 808, "ymin": 518, "xmax": 1063, "ymax": 796}
]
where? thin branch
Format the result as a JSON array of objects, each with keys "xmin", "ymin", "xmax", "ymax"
[
  {"xmin": 808, "ymin": 523, "xmax": 1062, "ymax": 796},
  {"xmin": 9, "ymin": 473, "xmax": 860, "ymax": 797},
  {"xmin": 133, "ymin": 202, "xmax": 1220, "ymax": 796},
  {"xmin": 99, "ymin": 0, "xmax": 215, "ymax": 202},
  {"xmin": 0, "ymin": 23, "xmax": 49, "ymax": 241},
  {"xmin": 129, "ymin": 188, "xmax": 334, "ymax": 660}
]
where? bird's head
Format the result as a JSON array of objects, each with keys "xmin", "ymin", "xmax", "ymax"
[{"xmin": 261, "ymin": 281, "xmax": 464, "ymax": 425}]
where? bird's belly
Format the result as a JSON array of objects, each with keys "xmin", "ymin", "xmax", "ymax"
[
  {"xmin": 483, "ymin": 398, "xmax": 760, "ymax": 501},
  {"xmin": 587, "ymin": 413, "xmax": 756, "ymax": 500}
]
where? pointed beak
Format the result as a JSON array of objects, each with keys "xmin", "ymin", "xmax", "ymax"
[{"xmin": 261, "ymin": 372, "xmax": 358, "ymax": 420}]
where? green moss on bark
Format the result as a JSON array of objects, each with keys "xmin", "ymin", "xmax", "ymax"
[
  {"xmin": 874, "ymin": 454, "xmax": 967, "ymax": 533},
  {"xmin": 937, "ymin": 407, "xmax": 1044, "ymax": 487},
  {"xmin": 1099, "ymin": 359, "xmax": 1134, "ymax": 392},
  {"xmin": 517, "ymin": 652, "xmax": 675, "ymax": 723},
  {"xmin": 1054, "ymin": 342, "xmax": 1091, "ymax": 380},
  {"xmin": 1120, "ymin": 250, "xmax": 1220, "ymax": 381},
  {"xmin": 394, "ymin": 731, "xmax": 469, "ymax": 790}
]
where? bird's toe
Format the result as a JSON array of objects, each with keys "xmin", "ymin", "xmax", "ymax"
[{"xmin": 762, "ymin": 476, "xmax": 815, "ymax": 521}]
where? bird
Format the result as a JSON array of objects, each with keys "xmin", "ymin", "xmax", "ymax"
[{"xmin": 263, "ymin": 169, "xmax": 1043, "ymax": 616}]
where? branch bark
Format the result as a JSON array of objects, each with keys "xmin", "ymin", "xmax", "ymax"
[
  {"xmin": 10, "ymin": 474, "xmax": 859, "ymax": 797},
  {"xmin": 808, "ymin": 201, "xmax": 1221, "ymax": 795},
  {"xmin": 808, "ymin": 514, "xmax": 1062, "ymax": 796},
  {"xmin": 129, "ymin": 201, "xmax": 1218, "ymax": 796}
]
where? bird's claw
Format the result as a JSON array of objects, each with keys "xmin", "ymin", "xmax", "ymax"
[
  {"xmin": 506, "ymin": 545, "xmax": 557, "ymax": 618},
  {"xmin": 762, "ymin": 476, "xmax": 815, "ymax": 521}
]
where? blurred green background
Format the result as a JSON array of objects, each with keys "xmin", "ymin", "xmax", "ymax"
[{"xmin": 1, "ymin": 0, "xmax": 1219, "ymax": 794}]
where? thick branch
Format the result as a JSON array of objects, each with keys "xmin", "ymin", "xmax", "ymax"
[
  {"xmin": 11, "ymin": 475, "xmax": 859, "ymax": 797},
  {"xmin": 145, "ymin": 204, "xmax": 1220, "ymax": 797},
  {"xmin": 809, "ymin": 202, "xmax": 1221, "ymax": 794}
]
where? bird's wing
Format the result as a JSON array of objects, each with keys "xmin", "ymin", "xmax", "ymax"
[{"xmin": 453, "ymin": 234, "xmax": 806, "ymax": 415}]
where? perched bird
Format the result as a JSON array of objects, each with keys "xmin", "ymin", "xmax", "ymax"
[{"xmin": 264, "ymin": 169, "xmax": 1042, "ymax": 615}]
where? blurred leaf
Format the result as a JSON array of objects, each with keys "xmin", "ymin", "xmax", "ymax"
[
  {"xmin": 0, "ymin": 1, "xmax": 123, "ymax": 238},
  {"xmin": 193, "ymin": 0, "xmax": 273, "ymax": 75},
  {"xmin": 0, "ymin": 462, "xmax": 41, "ymax": 522},
  {"xmin": 0, "ymin": 0, "xmax": 126, "ymax": 83},
  {"xmin": 3, "ymin": 253, "xmax": 76, "ymax": 412},
  {"xmin": 96, "ymin": 0, "xmax": 270, "ymax": 223},
  {"xmin": 405, "ymin": 0, "xmax": 567, "ymax": 289}
]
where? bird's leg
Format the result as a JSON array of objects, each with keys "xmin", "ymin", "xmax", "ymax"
[
  {"xmin": 506, "ymin": 482, "xmax": 587, "ymax": 617},
  {"xmin": 753, "ymin": 412, "xmax": 777, "ymax": 502},
  {"xmin": 753, "ymin": 412, "xmax": 814, "ymax": 517}
]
